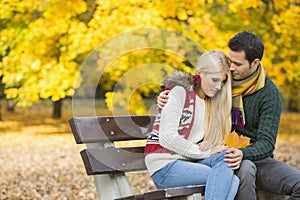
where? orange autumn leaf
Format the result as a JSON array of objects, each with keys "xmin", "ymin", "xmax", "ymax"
[{"xmin": 224, "ymin": 130, "xmax": 251, "ymax": 148}]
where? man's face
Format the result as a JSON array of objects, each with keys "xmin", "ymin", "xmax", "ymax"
[{"xmin": 229, "ymin": 50, "xmax": 257, "ymax": 81}]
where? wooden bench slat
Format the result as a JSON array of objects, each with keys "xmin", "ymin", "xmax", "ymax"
[
  {"xmin": 143, "ymin": 185, "xmax": 205, "ymax": 200},
  {"xmin": 69, "ymin": 116, "xmax": 155, "ymax": 144},
  {"xmin": 81, "ymin": 147, "xmax": 146, "ymax": 175},
  {"xmin": 114, "ymin": 194, "xmax": 144, "ymax": 200}
]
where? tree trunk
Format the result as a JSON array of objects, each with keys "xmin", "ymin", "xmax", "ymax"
[
  {"xmin": 0, "ymin": 76, "xmax": 2, "ymax": 120},
  {"xmin": 287, "ymin": 98, "xmax": 299, "ymax": 112},
  {"xmin": 6, "ymin": 99, "xmax": 15, "ymax": 112},
  {"xmin": 0, "ymin": 98, "xmax": 2, "ymax": 121},
  {"xmin": 287, "ymin": 83, "xmax": 300, "ymax": 112},
  {"xmin": 52, "ymin": 99, "xmax": 63, "ymax": 119}
]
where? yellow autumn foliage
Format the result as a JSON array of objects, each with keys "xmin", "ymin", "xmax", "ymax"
[{"xmin": 0, "ymin": 0, "xmax": 299, "ymax": 113}]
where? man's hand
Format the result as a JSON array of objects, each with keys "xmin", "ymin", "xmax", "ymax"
[
  {"xmin": 224, "ymin": 148, "xmax": 243, "ymax": 170},
  {"xmin": 157, "ymin": 90, "xmax": 170, "ymax": 108}
]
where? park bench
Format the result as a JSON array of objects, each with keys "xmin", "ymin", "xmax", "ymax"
[
  {"xmin": 68, "ymin": 115, "xmax": 289, "ymax": 200},
  {"xmin": 68, "ymin": 115, "xmax": 205, "ymax": 200}
]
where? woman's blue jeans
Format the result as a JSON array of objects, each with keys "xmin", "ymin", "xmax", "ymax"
[{"xmin": 151, "ymin": 152, "xmax": 239, "ymax": 200}]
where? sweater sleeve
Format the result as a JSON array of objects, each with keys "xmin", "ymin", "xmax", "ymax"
[
  {"xmin": 238, "ymin": 79, "xmax": 281, "ymax": 161},
  {"xmin": 159, "ymin": 86, "xmax": 210, "ymax": 159}
]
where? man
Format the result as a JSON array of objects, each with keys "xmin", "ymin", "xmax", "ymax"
[{"xmin": 157, "ymin": 31, "xmax": 300, "ymax": 199}]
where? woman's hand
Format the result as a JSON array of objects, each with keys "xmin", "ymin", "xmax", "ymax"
[
  {"xmin": 157, "ymin": 90, "xmax": 170, "ymax": 108},
  {"xmin": 210, "ymin": 145, "xmax": 229, "ymax": 155},
  {"xmin": 224, "ymin": 148, "xmax": 243, "ymax": 170}
]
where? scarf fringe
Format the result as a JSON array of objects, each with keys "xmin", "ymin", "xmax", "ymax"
[{"xmin": 232, "ymin": 108, "xmax": 245, "ymax": 126}]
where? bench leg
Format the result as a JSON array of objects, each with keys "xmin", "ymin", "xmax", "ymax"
[
  {"xmin": 86, "ymin": 141, "xmax": 132, "ymax": 199},
  {"xmin": 94, "ymin": 173, "xmax": 131, "ymax": 200}
]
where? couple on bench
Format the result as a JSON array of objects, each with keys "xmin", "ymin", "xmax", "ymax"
[{"xmin": 144, "ymin": 31, "xmax": 300, "ymax": 200}]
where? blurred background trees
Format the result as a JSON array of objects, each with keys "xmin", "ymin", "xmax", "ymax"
[{"xmin": 0, "ymin": 0, "xmax": 299, "ymax": 118}]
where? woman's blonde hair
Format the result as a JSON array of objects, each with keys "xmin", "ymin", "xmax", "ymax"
[{"xmin": 196, "ymin": 50, "xmax": 232, "ymax": 145}]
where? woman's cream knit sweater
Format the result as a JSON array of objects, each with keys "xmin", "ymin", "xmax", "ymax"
[{"xmin": 145, "ymin": 86, "xmax": 211, "ymax": 176}]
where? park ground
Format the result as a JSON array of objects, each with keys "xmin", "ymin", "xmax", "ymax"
[{"xmin": 0, "ymin": 99, "xmax": 299, "ymax": 200}]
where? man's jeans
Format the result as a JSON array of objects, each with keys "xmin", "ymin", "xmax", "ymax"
[{"xmin": 151, "ymin": 152, "xmax": 239, "ymax": 200}]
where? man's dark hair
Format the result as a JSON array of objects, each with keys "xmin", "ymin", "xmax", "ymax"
[{"xmin": 228, "ymin": 31, "xmax": 264, "ymax": 64}]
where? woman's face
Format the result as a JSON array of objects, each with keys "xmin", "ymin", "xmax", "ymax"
[{"xmin": 200, "ymin": 72, "xmax": 227, "ymax": 97}]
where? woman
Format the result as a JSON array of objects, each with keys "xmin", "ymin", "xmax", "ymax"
[{"xmin": 144, "ymin": 50, "xmax": 239, "ymax": 200}]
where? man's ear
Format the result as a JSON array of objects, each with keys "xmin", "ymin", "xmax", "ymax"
[{"xmin": 251, "ymin": 58, "xmax": 260, "ymax": 70}]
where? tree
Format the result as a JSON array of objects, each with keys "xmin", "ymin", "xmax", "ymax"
[
  {"xmin": 0, "ymin": 0, "xmax": 87, "ymax": 117},
  {"xmin": 0, "ymin": 76, "xmax": 3, "ymax": 120},
  {"xmin": 79, "ymin": 0, "xmax": 229, "ymax": 114},
  {"xmin": 1, "ymin": 0, "xmax": 299, "ymax": 116},
  {"xmin": 205, "ymin": 0, "xmax": 300, "ymax": 111}
]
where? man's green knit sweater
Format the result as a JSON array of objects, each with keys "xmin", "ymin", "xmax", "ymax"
[{"xmin": 232, "ymin": 77, "xmax": 282, "ymax": 161}]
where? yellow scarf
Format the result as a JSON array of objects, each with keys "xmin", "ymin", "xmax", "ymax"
[{"xmin": 232, "ymin": 64, "xmax": 266, "ymax": 126}]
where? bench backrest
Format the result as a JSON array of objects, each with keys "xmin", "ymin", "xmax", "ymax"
[{"xmin": 68, "ymin": 115, "xmax": 156, "ymax": 175}]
